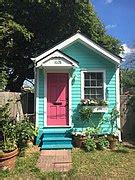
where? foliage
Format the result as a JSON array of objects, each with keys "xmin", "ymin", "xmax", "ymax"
[
  {"xmin": 84, "ymin": 138, "xmax": 96, "ymax": 151},
  {"xmin": 0, "ymin": 11, "xmax": 34, "ymax": 91},
  {"xmin": 79, "ymin": 106, "xmax": 93, "ymax": 120},
  {"xmin": 121, "ymin": 69, "xmax": 135, "ymax": 94},
  {"xmin": 108, "ymin": 107, "xmax": 120, "ymax": 138},
  {"xmin": 0, "ymin": 101, "xmax": 17, "ymax": 152},
  {"xmin": 84, "ymin": 127, "xmax": 99, "ymax": 137},
  {"xmin": 0, "ymin": 0, "xmax": 123, "ymax": 91},
  {"xmin": 17, "ymin": 117, "xmax": 38, "ymax": 143},
  {"xmin": 0, "ymin": 101, "xmax": 37, "ymax": 152},
  {"xmin": 126, "ymin": 95, "xmax": 135, "ymax": 111},
  {"xmin": 96, "ymin": 136, "xmax": 109, "ymax": 150},
  {"xmin": 81, "ymin": 99, "xmax": 108, "ymax": 106}
]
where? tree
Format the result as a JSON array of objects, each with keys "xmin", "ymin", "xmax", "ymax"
[
  {"xmin": 0, "ymin": 0, "xmax": 123, "ymax": 91},
  {"xmin": 121, "ymin": 70, "xmax": 135, "ymax": 94},
  {"xmin": 0, "ymin": 12, "xmax": 33, "ymax": 91}
]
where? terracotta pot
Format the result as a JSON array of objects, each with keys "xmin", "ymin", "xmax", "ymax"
[
  {"xmin": 109, "ymin": 140, "xmax": 117, "ymax": 150},
  {"xmin": 26, "ymin": 140, "xmax": 33, "ymax": 148},
  {"xmin": 0, "ymin": 148, "xmax": 18, "ymax": 170},
  {"xmin": 74, "ymin": 135, "xmax": 87, "ymax": 148}
]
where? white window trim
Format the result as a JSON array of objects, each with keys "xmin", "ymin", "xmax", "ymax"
[
  {"xmin": 115, "ymin": 65, "xmax": 121, "ymax": 141},
  {"xmin": 44, "ymin": 69, "xmax": 72, "ymax": 127},
  {"xmin": 81, "ymin": 69, "xmax": 106, "ymax": 100}
]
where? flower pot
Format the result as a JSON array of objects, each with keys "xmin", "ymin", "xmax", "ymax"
[
  {"xmin": 109, "ymin": 139, "xmax": 117, "ymax": 150},
  {"xmin": 0, "ymin": 148, "xmax": 18, "ymax": 170},
  {"xmin": 26, "ymin": 140, "xmax": 33, "ymax": 148},
  {"xmin": 73, "ymin": 135, "xmax": 87, "ymax": 148}
]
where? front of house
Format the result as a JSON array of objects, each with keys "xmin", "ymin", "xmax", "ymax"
[{"xmin": 31, "ymin": 32, "xmax": 121, "ymax": 149}]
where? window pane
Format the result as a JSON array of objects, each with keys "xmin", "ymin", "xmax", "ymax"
[
  {"xmin": 97, "ymin": 80, "xmax": 103, "ymax": 86},
  {"xmin": 91, "ymin": 73, "xmax": 96, "ymax": 79},
  {"xmin": 91, "ymin": 88, "xmax": 96, "ymax": 94},
  {"xmin": 84, "ymin": 88, "xmax": 90, "ymax": 94},
  {"xmin": 97, "ymin": 88, "xmax": 103, "ymax": 95},
  {"xmin": 84, "ymin": 95, "xmax": 90, "ymax": 99},
  {"xmin": 97, "ymin": 95, "xmax": 103, "ymax": 99},
  {"xmin": 83, "ymin": 72, "xmax": 104, "ymax": 100},
  {"xmin": 85, "ymin": 80, "xmax": 90, "ymax": 86},
  {"xmin": 91, "ymin": 95, "xmax": 96, "ymax": 99},
  {"xmin": 91, "ymin": 80, "xmax": 96, "ymax": 86},
  {"xmin": 84, "ymin": 73, "xmax": 90, "ymax": 79},
  {"xmin": 97, "ymin": 73, "xmax": 103, "ymax": 79}
]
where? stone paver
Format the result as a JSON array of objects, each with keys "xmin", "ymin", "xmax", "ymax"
[{"xmin": 36, "ymin": 150, "xmax": 72, "ymax": 172}]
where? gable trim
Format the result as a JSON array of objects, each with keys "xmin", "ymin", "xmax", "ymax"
[
  {"xmin": 36, "ymin": 50, "xmax": 79, "ymax": 68},
  {"xmin": 31, "ymin": 33, "xmax": 121, "ymax": 65}
]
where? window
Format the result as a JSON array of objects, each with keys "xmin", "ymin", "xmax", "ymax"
[{"xmin": 82, "ymin": 71, "xmax": 105, "ymax": 99}]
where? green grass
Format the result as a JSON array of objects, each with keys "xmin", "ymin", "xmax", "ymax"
[{"xmin": 0, "ymin": 147, "xmax": 135, "ymax": 179}]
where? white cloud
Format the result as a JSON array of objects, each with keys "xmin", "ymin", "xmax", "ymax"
[
  {"xmin": 106, "ymin": 24, "xmax": 117, "ymax": 30},
  {"xmin": 123, "ymin": 44, "xmax": 135, "ymax": 56},
  {"xmin": 121, "ymin": 44, "xmax": 135, "ymax": 69},
  {"xmin": 105, "ymin": 0, "xmax": 113, "ymax": 4}
]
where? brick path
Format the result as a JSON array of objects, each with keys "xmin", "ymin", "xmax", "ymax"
[{"xmin": 36, "ymin": 150, "xmax": 72, "ymax": 172}]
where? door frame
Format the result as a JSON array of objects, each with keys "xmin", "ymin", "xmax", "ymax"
[{"xmin": 44, "ymin": 69, "xmax": 72, "ymax": 127}]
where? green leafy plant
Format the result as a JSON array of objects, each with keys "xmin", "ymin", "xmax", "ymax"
[
  {"xmin": 81, "ymin": 99, "xmax": 108, "ymax": 106},
  {"xmin": 96, "ymin": 136, "xmax": 109, "ymax": 150},
  {"xmin": 84, "ymin": 127, "xmax": 99, "ymax": 137},
  {"xmin": 109, "ymin": 107, "xmax": 120, "ymax": 136},
  {"xmin": 79, "ymin": 106, "xmax": 93, "ymax": 132},
  {"xmin": 84, "ymin": 138, "xmax": 96, "ymax": 151},
  {"xmin": 0, "ymin": 101, "xmax": 17, "ymax": 152},
  {"xmin": 17, "ymin": 117, "xmax": 38, "ymax": 145}
]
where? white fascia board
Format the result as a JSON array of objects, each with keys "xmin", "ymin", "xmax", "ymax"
[
  {"xmin": 31, "ymin": 33, "xmax": 121, "ymax": 65},
  {"xmin": 36, "ymin": 51, "xmax": 79, "ymax": 68}
]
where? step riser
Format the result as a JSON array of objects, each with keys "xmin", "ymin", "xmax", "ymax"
[
  {"xmin": 42, "ymin": 141, "xmax": 72, "ymax": 145},
  {"xmin": 41, "ymin": 128, "xmax": 73, "ymax": 150},
  {"xmin": 43, "ymin": 133, "xmax": 67, "ymax": 138},
  {"xmin": 41, "ymin": 145, "xmax": 72, "ymax": 150}
]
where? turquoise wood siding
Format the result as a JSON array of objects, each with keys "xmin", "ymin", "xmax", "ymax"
[
  {"xmin": 62, "ymin": 42, "xmax": 117, "ymax": 134},
  {"xmin": 36, "ymin": 41, "xmax": 117, "ymax": 136},
  {"xmin": 37, "ymin": 69, "xmax": 44, "ymax": 128}
]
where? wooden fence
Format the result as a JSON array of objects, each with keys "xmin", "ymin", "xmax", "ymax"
[
  {"xmin": 0, "ymin": 92, "xmax": 34, "ymax": 120},
  {"xmin": 120, "ymin": 95, "xmax": 135, "ymax": 140}
]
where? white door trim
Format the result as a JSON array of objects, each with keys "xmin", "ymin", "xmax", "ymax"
[{"xmin": 44, "ymin": 70, "xmax": 72, "ymax": 127}]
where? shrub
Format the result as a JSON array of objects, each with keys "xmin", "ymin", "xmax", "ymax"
[
  {"xmin": 84, "ymin": 138, "xmax": 96, "ymax": 151},
  {"xmin": 96, "ymin": 136, "xmax": 109, "ymax": 150}
]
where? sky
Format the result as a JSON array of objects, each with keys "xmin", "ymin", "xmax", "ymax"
[{"xmin": 91, "ymin": 0, "xmax": 135, "ymax": 55}]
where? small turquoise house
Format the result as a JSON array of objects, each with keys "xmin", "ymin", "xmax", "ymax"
[{"xmin": 31, "ymin": 32, "xmax": 121, "ymax": 149}]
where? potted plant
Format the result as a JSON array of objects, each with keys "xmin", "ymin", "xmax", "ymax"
[
  {"xmin": 17, "ymin": 117, "xmax": 38, "ymax": 148},
  {"xmin": 106, "ymin": 107, "xmax": 120, "ymax": 150},
  {"xmin": 72, "ymin": 106, "xmax": 93, "ymax": 148},
  {"xmin": 81, "ymin": 98, "xmax": 108, "ymax": 112},
  {"xmin": 0, "ymin": 102, "xmax": 18, "ymax": 170}
]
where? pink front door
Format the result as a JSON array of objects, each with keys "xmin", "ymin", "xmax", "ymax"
[{"xmin": 47, "ymin": 73, "xmax": 69, "ymax": 126}]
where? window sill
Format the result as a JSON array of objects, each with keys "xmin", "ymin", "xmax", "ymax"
[{"xmin": 82, "ymin": 106, "xmax": 108, "ymax": 113}]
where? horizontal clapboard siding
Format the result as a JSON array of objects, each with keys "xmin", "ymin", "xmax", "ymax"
[
  {"xmin": 37, "ymin": 69, "xmax": 44, "ymax": 128},
  {"xmin": 63, "ymin": 42, "xmax": 117, "ymax": 133}
]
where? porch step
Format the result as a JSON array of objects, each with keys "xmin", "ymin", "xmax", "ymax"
[
  {"xmin": 41, "ymin": 144, "xmax": 73, "ymax": 150},
  {"xmin": 41, "ymin": 127, "xmax": 73, "ymax": 150}
]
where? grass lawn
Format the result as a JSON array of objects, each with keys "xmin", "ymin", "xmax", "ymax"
[{"xmin": 0, "ymin": 146, "xmax": 135, "ymax": 179}]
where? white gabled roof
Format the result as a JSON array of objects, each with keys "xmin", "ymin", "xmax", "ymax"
[
  {"xmin": 36, "ymin": 50, "xmax": 79, "ymax": 68},
  {"xmin": 31, "ymin": 32, "xmax": 121, "ymax": 64}
]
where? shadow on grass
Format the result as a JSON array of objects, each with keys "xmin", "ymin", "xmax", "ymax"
[{"xmin": 115, "ymin": 147, "xmax": 129, "ymax": 153}]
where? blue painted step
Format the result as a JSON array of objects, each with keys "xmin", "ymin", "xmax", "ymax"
[
  {"xmin": 41, "ymin": 144, "xmax": 73, "ymax": 150},
  {"xmin": 41, "ymin": 127, "xmax": 73, "ymax": 150}
]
